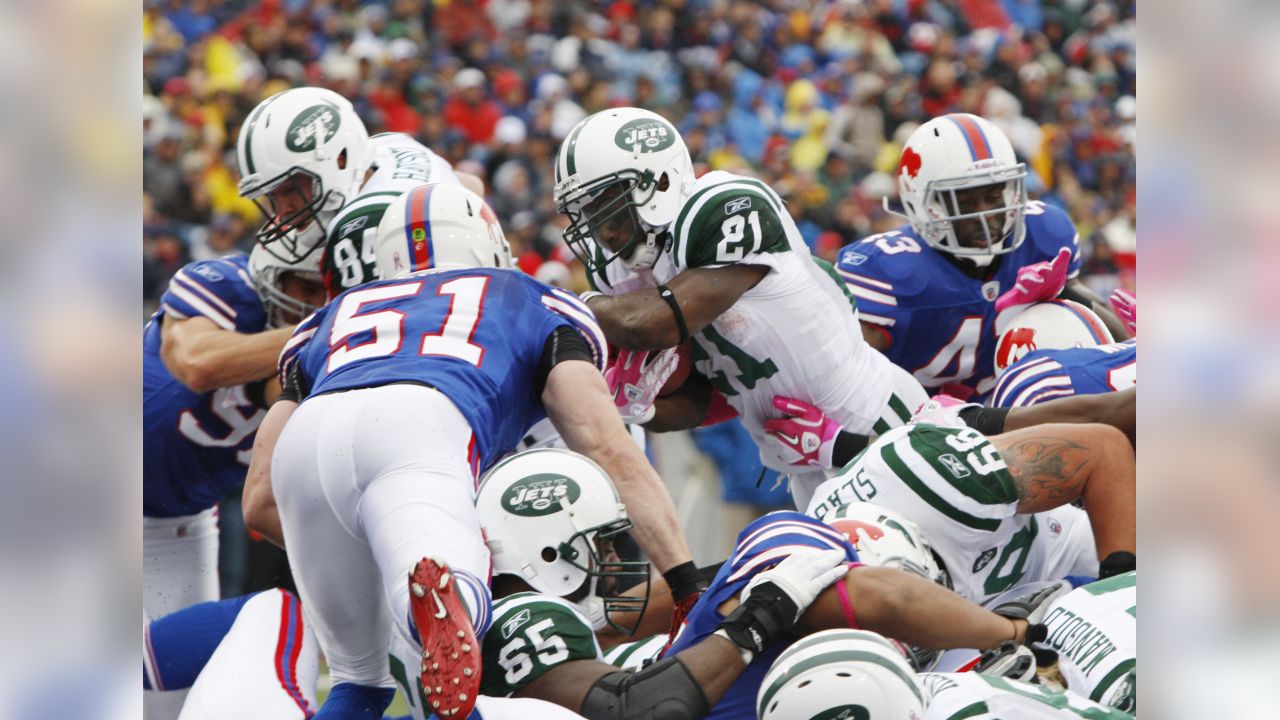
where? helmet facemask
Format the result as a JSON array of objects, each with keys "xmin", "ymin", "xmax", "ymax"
[
  {"xmin": 244, "ymin": 163, "xmax": 346, "ymax": 265},
  {"xmin": 905, "ymin": 166, "xmax": 1028, "ymax": 264},
  {"xmin": 555, "ymin": 514, "xmax": 650, "ymax": 636},
  {"xmin": 557, "ymin": 169, "xmax": 666, "ymax": 275}
]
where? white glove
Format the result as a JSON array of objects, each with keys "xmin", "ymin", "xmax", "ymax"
[
  {"xmin": 742, "ymin": 549, "xmax": 848, "ymax": 623},
  {"xmin": 604, "ymin": 347, "xmax": 680, "ymax": 424}
]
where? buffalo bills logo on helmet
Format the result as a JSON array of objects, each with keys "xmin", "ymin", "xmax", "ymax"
[
  {"xmin": 898, "ymin": 146, "xmax": 923, "ymax": 179},
  {"xmin": 997, "ymin": 327, "xmax": 1038, "ymax": 369}
]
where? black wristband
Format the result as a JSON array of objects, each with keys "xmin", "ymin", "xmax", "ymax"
[
  {"xmin": 244, "ymin": 378, "xmax": 269, "ymax": 410},
  {"xmin": 958, "ymin": 405, "xmax": 1010, "ymax": 435},
  {"xmin": 657, "ymin": 284, "xmax": 690, "ymax": 345},
  {"xmin": 1099, "ymin": 551, "xmax": 1135, "ymax": 579},
  {"xmin": 831, "ymin": 431, "xmax": 871, "ymax": 468},
  {"xmin": 663, "ymin": 561, "xmax": 706, "ymax": 602},
  {"xmin": 718, "ymin": 580, "xmax": 799, "ymax": 654}
]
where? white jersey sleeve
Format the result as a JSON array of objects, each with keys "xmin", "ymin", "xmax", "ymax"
[
  {"xmin": 922, "ymin": 672, "xmax": 1134, "ymax": 719},
  {"xmin": 1041, "ymin": 572, "xmax": 1137, "ymax": 713}
]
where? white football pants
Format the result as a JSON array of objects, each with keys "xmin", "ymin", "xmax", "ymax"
[{"xmin": 273, "ymin": 385, "xmax": 491, "ymax": 687}]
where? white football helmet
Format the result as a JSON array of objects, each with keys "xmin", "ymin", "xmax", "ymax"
[
  {"xmin": 823, "ymin": 502, "xmax": 949, "ymax": 589},
  {"xmin": 888, "ymin": 113, "xmax": 1027, "ymax": 263},
  {"xmin": 475, "ymin": 448, "xmax": 649, "ymax": 633},
  {"xmin": 248, "ymin": 244, "xmax": 325, "ymax": 328},
  {"xmin": 758, "ymin": 629, "xmax": 925, "ymax": 720},
  {"xmin": 237, "ymin": 87, "xmax": 372, "ymax": 264},
  {"xmin": 373, "ymin": 183, "xmax": 513, "ymax": 280},
  {"xmin": 553, "ymin": 107, "xmax": 695, "ymax": 274},
  {"xmin": 994, "ymin": 299, "xmax": 1115, "ymax": 375}
]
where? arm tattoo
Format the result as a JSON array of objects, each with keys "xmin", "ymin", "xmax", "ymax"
[{"xmin": 1001, "ymin": 435, "xmax": 1090, "ymax": 510}]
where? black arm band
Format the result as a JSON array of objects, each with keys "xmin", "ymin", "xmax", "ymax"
[
  {"xmin": 663, "ymin": 561, "xmax": 707, "ymax": 602},
  {"xmin": 276, "ymin": 364, "xmax": 309, "ymax": 405},
  {"xmin": 244, "ymin": 377, "xmax": 270, "ymax": 410},
  {"xmin": 657, "ymin": 284, "xmax": 690, "ymax": 345},
  {"xmin": 717, "ymin": 580, "xmax": 799, "ymax": 655},
  {"xmin": 958, "ymin": 406, "xmax": 1010, "ymax": 435},
  {"xmin": 535, "ymin": 325, "xmax": 595, "ymax": 396},
  {"xmin": 581, "ymin": 658, "xmax": 710, "ymax": 720},
  {"xmin": 831, "ymin": 431, "xmax": 871, "ymax": 468}
]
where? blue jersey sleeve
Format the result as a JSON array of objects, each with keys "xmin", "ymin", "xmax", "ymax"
[
  {"xmin": 990, "ymin": 352, "xmax": 1074, "ymax": 408},
  {"xmin": 834, "ymin": 232, "xmax": 931, "ymax": 331},
  {"xmin": 534, "ymin": 284, "xmax": 608, "ymax": 373},
  {"xmin": 721, "ymin": 511, "xmax": 859, "ymax": 584},
  {"xmin": 160, "ymin": 255, "xmax": 266, "ymax": 333},
  {"xmin": 1023, "ymin": 201, "xmax": 1082, "ymax": 278},
  {"xmin": 277, "ymin": 308, "xmax": 326, "ymax": 388}
]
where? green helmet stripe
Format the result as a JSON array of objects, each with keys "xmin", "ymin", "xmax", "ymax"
[
  {"xmin": 758, "ymin": 647, "xmax": 923, "ymax": 715},
  {"xmin": 241, "ymin": 92, "xmax": 282, "ymax": 177},
  {"xmin": 563, "ymin": 120, "xmax": 587, "ymax": 178}
]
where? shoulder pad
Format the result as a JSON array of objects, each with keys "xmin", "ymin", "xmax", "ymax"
[
  {"xmin": 671, "ymin": 178, "xmax": 787, "ymax": 270},
  {"xmin": 1024, "ymin": 201, "xmax": 1080, "ymax": 259},
  {"xmin": 161, "ymin": 255, "xmax": 264, "ymax": 332},
  {"xmin": 836, "ymin": 230, "xmax": 933, "ymax": 301}
]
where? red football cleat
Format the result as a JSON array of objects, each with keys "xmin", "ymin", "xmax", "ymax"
[{"xmin": 409, "ymin": 557, "xmax": 481, "ymax": 718}]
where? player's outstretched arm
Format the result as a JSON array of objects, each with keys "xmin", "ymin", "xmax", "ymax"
[
  {"xmin": 160, "ymin": 316, "xmax": 295, "ymax": 392},
  {"xmin": 794, "ymin": 566, "xmax": 1029, "ymax": 651},
  {"xmin": 584, "ymin": 265, "xmax": 768, "ymax": 350},
  {"xmin": 992, "ymin": 422, "xmax": 1135, "ymax": 560},
  {"xmin": 1003, "ymin": 387, "xmax": 1135, "ymax": 445},
  {"xmin": 1062, "ymin": 277, "xmax": 1129, "ymax": 341},
  {"xmin": 543, "ymin": 359, "xmax": 693, "ymax": 575},
  {"xmin": 242, "ymin": 399, "xmax": 298, "ymax": 548}
]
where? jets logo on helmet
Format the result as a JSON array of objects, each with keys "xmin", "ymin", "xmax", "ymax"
[
  {"xmin": 502, "ymin": 474, "xmax": 582, "ymax": 517},
  {"xmin": 285, "ymin": 104, "xmax": 341, "ymax": 152},
  {"xmin": 613, "ymin": 119, "xmax": 676, "ymax": 152},
  {"xmin": 885, "ymin": 113, "xmax": 1028, "ymax": 265}
]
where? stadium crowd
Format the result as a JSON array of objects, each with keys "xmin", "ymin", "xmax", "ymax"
[{"xmin": 143, "ymin": 0, "xmax": 1136, "ymax": 308}]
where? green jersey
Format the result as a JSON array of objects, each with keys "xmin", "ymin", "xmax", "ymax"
[
  {"xmin": 601, "ymin": 633, "xmax": 666, "ymax": 670},
  {"xmin": 479, "ymin": 592, "xmax": 603, "ymax": 698}
]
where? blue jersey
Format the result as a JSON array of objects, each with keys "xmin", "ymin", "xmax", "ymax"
[
  {"xmin": 663, "ymin": 511, "xmax": 858, "ymax": 720},
  {"xmin": 990, "ymin": 340, "xmax": 1137, "ymax": 409},
  {"xmin": 836, "ymin": 201, "xmax": 1081, "ymax": 400},
  {"xmin": 280, "ymin": 268, "xmax": 606, "ymax": 471},
  {"xmin": 143, "ymin": 255, "xmax": 269, "ymax": 517}
]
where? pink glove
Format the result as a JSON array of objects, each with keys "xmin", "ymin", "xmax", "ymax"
[
  {"xmin": 910, "ymin": 394, "xmax": 981, "ymax": 429},
  {"xmin": 762, "ymin": 396, "xmax": 844, "ymax": 469},
  {"xmin": 994, "ymin": 248, "xmax": 1073, "ymax": 313},
  {"xmin": 1110, "ymin": 288, "xmax": 1136, "ymax": 336},
  {"xmin": 604, "ymin": 348, "xmax": 680, "ymax": 424}
]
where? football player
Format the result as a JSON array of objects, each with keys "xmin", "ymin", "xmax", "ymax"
[
  {"xmin": 1039, "ymin": 572, "xmax": 1137, "ymax": 713},
  {"xmin": 143, "ymin": 245, "xmax": 325, "ymax": 718},
  {"xmin": 234, "ymin": 86, "xmax": 485, "ymax": 297},
  {"xmin": 835, "ymin": 113, "xmax": 1128, "ymax": 401},
  {"xmin": 990, "ymin": 300, "xmax": 1136, "ymax": 409},
  {"xmin": 553, "ymin": 107, "xmax": 928, "ymax": 513},
  {"xmin": 458, "ymin": 447, "xmax": 1067, "ymax": 720},
  {"xmin": 757, "ymin": 629, "xmax": 1134, "ymax": 720},
  {"xmin": 244, "ymin": 184, "xmax": 693, "ymax": 720},
  {"xmin": 798, "ymin": 421, "xmax": 1135, "ymax": 607}
]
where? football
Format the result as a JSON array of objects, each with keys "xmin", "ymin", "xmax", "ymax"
[{"xmin": 657, "ymin": 341, "xmax": 694, "ymax": 397}]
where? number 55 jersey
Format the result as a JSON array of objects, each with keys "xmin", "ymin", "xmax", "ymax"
[
  {"xmin": 280, "ymin": 268, "xmax": 606, "ymax": 471},
  {"xmin": 805, "ymin": 424, "xmax": 1098, "ymax": 605}
]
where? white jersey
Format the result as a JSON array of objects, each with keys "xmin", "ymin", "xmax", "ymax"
[
  {"xmin": 921, "ymin": 672, "xmax": 1134, "ymax": 719},
  {"xmin": 805, "ymin": 424, "xmax": 1097, "ymax": 604},
  {"xmin": 1042, "ymin": 572, "xmax": 1137, "ymax": 713},
  {"xmin": 322, "ymin": 133, "xmax": 460, "ymax": 294},
  {"xmin": 594, "ymin": 171, "xmax": 925, "ymax": 493},
  {"xmin": 601, "ymin": 633, "xmax": 667, "ymax": 670}
]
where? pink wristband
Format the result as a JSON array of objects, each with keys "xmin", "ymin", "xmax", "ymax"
[{"xmin": 836, "ymin": 562, "xmax": 862, "ymax": 629}]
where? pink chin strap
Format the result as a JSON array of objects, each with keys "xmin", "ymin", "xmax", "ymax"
[{"xmin": 836, "ymin": 562, "xmax": 863, "ymax": 628}]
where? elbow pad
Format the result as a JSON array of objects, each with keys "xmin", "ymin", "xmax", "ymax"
[{"xmin": 580, "ymin": 658, "xmax": 710, "ymax": 720}]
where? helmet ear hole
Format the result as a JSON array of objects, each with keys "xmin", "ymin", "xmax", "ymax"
[
  {"xmin": 541, "ymin": 547, "xmax": 558, "ymax": 563},
  {"xmin": 656, "ymin": 172, "xmax": 670, "ymax": 191},
  {"xmin": 337, "ymin": 148, "xmax": 347, "ymax": 170}
]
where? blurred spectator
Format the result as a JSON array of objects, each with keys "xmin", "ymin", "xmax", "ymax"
[{"xmin": 139, "ymin": 0, "xmax": 1135, "ymax": 317}]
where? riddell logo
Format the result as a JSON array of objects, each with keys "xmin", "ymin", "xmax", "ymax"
[
  {"xmin": 997, "ymin": 328, "xmax": 1037, "ymax": 370},
  {"xmin": 899, "ymin": 147, "xmax": 922, "ymax": 178}
]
